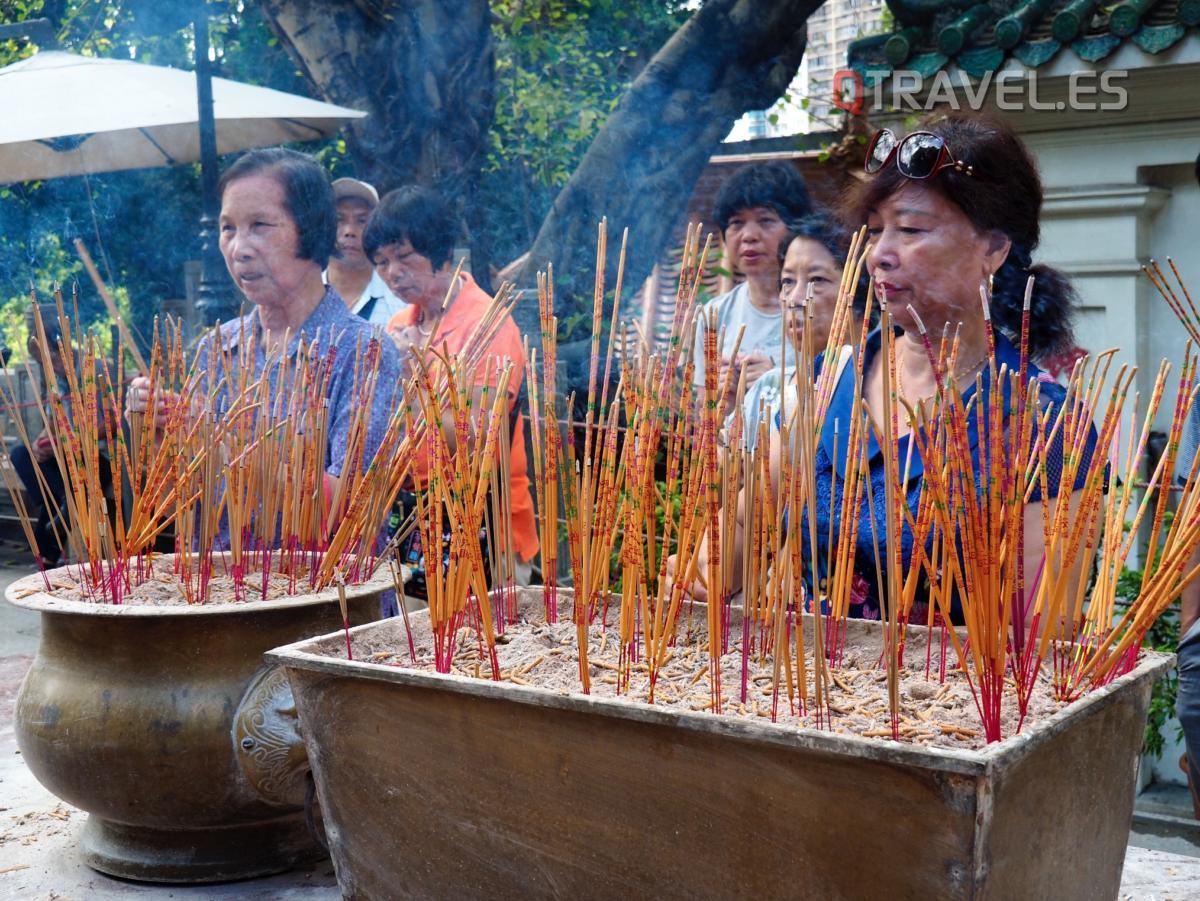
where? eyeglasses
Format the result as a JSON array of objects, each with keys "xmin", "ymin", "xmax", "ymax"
[{"xmin": 864, "ymin": 129, "xmax": 975, "ymax": 179}]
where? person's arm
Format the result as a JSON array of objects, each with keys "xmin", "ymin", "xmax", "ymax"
[
  {"xmin": 1182, "ymin": 552, "xmax": 1200, "ymax": 638},
  {"xmin": 664, "ymin": 422, "xmax": 785, "ymax": 601},
  {"xmin": 332, "ymin": 333, "xmax": 405, "ymax": 479},
  {"xmin": 664, "ymin": 491, "xmax": 745, "ymax": 603}
]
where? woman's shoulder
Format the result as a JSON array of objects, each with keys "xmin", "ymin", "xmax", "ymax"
[
  {"xmin": 700, "ymin": 282, "xmax": 750, "ymax": 321},
  {"xmin": 813, "ymin": 341, "xmax": 861, "ymax": 381},
  {"xmin": 1032, "ymin": 370, "xmax": 1068, "ymax": 403},
  {"xmin": 1018, "ymin": 360, "xmax": 1070, "ymax": 412},
  {"xmin": 309, "ymin": 294, "xmax": 402, "ymax": 374},
  {"xmin": 201, "ymin": 312, "xmax": 256, "ymax": 356},
  {"xmin": 991, "ymin": 332, "xmax": 1070, "ymax": 410}
]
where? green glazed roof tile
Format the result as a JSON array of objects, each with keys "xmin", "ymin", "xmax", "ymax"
[
  {"xmin": 1071, "ymin": 32, "xmax": 1124, "ymax": 61},
  {"xmin": 1132, "ymin": 22, "xmax": 1187, "ymax": 50},
  {"xmin": 843, "ymin": 0, "xmax": 1196, "ymax": 83},
  {"xmin": 937, "ymin": 3, "xmax": 995, "ymax": 55},
  {"xmin": 885, "ymin": 26, "xmax": 926, "ymax": 65},
  {"xmin": 1012, "ymin": 37, "xmax": 1063, "ymax": 66},
  {"xmin": 995, "ymin": 0, "xmax": 1057, "ymax": 49},
  {"xmin": 957, "ymin": 45, "xmax": 1008, "ymax": 76},
  {"xmin": 909, "ymin": 50, "xmax": 953, "ymax": 76},
  {"xmin": 1052, "ymin": 0, "xmax": 1101, "ymax": 44}
]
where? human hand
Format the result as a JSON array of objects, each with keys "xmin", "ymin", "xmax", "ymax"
[
  {"xmin": 715, "ymin": 354, "xmax": 737, "ymax": 391},
  {"xmin": 737, "ymin": 350, "xmax": 774, "ymax": 387},
  {"xmin": 32, "ymin": 430, "xmax": 55, "ymax": 463},
  {"xmin": 125, "ymin": 376, "xmax": 180, "ymax": 430},
  {"xmin": 387, "ymin": 324, "xmax": 425, "ymax": 377},
  {"xmin": 712, "ymin": 354, "xmax": 744, "ymax": 416},
  {"xmin": 664, "ymin": 550, "xmax": 708, "ymax": 603}
]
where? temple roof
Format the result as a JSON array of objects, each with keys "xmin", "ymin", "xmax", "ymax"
[{"xmin": 847, "ymin": 0, "xmax": 1199, "ymax": 84}]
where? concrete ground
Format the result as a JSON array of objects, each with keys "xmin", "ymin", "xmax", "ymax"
[{"xmin": 1, "ymin": 542, "xmax": 1199, "ymax": 899}]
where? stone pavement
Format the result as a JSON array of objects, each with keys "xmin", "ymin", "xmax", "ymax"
[{"xmin": 1, "ymin": 545, "xmax": 1198, "ymax": 900}]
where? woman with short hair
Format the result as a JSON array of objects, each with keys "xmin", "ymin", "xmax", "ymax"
[
  {"xmin": 695, "ymin": 161, "xmax": 813, "ymax": 418},
  {"xmin": 127, "ymin": 148, "xmax": 404, "ymax": 609},
  {"xmin": 366, "ymin": 185, "xmax": 540, "ymax": 580},
  {"xmin": 739, "ymin": 212, "xmax": 873, "ymax": 446}
]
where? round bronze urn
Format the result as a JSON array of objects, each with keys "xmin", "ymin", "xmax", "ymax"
[{"xmin": 5, "ymin": 560, "xmax": 390, "ymax": 883}]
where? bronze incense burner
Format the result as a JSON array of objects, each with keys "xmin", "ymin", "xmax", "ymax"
[{"xmin": 7, "ymin": 558, "xmax": 389, "ymax": 883}]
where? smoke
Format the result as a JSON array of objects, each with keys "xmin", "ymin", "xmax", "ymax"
[{"xmin": 0, "ymin": 164, "xmax": 203, "ymax": 356}]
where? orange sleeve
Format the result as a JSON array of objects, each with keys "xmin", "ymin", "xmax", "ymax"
[
  {"xmin": 471, "ymin": 316, "xmax": 525, "ymax": 401},
  {"xmin": 387, "ymin": 306, "xmax": 417, "ymax": 334},
  {"xmin": 322, "ymin": 472, "xmax": 336, "ymax": 531}
]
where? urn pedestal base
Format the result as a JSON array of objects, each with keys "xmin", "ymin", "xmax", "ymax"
[{"xmin": 80, "ymin": 812, "xmax": 319, "ymax": 884}]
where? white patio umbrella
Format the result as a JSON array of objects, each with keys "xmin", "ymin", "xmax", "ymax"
[{"xmin": 0, "ymin": 50, "xmax": 366, "ymax": 183}]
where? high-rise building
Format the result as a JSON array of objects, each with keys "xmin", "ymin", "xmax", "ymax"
[
  {"xmin": 725, "ymin": 0, "xmax": 886, "ymax": 141},
  {"xmin": 725, "ymin": 58, "xmax": 811, "ymax": 142},
  {"xmin": 804, "ymin": 0, "xmax": 886, "ymax": 126}
]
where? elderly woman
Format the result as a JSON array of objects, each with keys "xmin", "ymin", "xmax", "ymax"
[
  {"xmin": 367, "ymin": 186, "xmax": 539, "ymax": 581},
  {"xmin": 672, "ymin": 113, "xmax": 1096, "ymax": 622},
  {"xmin": 128, "ymin": 149, "xmax": 404, "ymax": 604},
  {"xmin": 739, "ymin": 212, "xmax": 872, "ymax": 446}
]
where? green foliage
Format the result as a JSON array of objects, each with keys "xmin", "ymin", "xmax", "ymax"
[
  {"xmin": 0, "ymin": 2, "xmax": 319, "ymax": 355},
  {"xmin": 1136, "ymin": 596, "xmax": 1179, "ymax": 760},
  {"xmin": 482, "ymin": 0, "xmax": 688, "ymax": 269},
  {"xmin": 1115, "ymin": 529, "xmax": 1183, "ymax": 759}
]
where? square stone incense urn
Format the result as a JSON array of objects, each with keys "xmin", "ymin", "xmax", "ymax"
[{"xmin": 269, "ymin": 587, "xmax": 1169, "ymax": 900}]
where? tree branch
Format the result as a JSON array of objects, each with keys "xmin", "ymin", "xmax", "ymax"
[{"xmin": 513, "ymin": 0, "xmax": 819, "ymax": 331}]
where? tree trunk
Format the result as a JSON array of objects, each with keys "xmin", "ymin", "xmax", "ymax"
[
  {"xmin": 514, "ymin": 0, "xmax": 819, "ymax": 332},
  {"xmin": 257, "ymin": 0, "xmax": 497, "ymax": 291}
]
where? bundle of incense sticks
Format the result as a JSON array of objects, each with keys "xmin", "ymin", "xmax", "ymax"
[
  {"xmin": 1062, "ymin": 261, "xmax": 1200, "ymax": 693},
  {"xmin": 510, "ymin": 234, "xmax": 1200, "ymax": 745},
  {"xmin": 0, "ymin": 283, "xmax": 513, "ymax": 605},
  {"xmin": 618, "ymin": 226, "xmax": 710, "ymax": 701},
  {"xmin": 402, "ymin": 344, "xmax": 517, "ymax": 677}
]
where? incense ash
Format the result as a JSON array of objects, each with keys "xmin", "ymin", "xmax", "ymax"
[
  {"xmin": 344, "ymin": 588, "xmax": 1099, "ymax": 752},
  {"xmin": 16, "ymin": 559, "xmax": 309, "ymax": 606}
]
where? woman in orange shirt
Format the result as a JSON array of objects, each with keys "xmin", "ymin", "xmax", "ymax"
[{"xmin": 365, "ymin": 186, "xmax": 539, "ymax": 581}]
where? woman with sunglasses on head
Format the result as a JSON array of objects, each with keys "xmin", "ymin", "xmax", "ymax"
[
  {"xmin": 670, "ymin": 112, "xmax": 1097, "ymax": 625},
  {"xmin": 739, "ymin": 212, "xmax": 873, "ymax": 447}
]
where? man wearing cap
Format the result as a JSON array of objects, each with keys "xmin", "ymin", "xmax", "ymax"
[{"xmin": 325, "ymin": 177, "xmax": 408, "ymax": 328}]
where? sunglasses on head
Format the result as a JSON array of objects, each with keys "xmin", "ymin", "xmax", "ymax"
[{"xmin": 865, "ymin": 129, "xmax": 975, "ymax": 179}]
